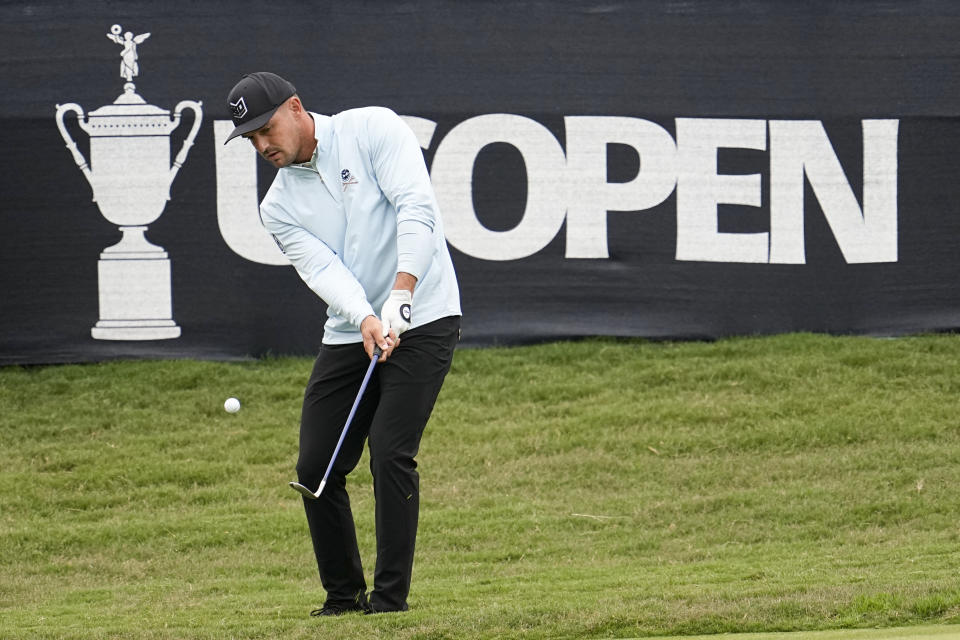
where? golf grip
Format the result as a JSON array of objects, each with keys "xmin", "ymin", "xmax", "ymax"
[{"xmin": 317, "ymin": 344, "xmax": 382, "ymax": 494}]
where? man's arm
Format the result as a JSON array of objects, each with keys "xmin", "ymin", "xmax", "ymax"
[
  {"xmin": 362, "ymin": 108, "xmax": 441, "ymax": 350},
  {"xmin": 365, "ymin": 108, "xmax": 437, "ymax": 282},
  {"xmin": 261, "ymin": 208, "xmax": 376, "ymax": 330}
]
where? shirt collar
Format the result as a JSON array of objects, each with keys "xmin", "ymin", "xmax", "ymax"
[{"xmin": 289, "ymin": 112, "xmax": 331, "ymax": 171}]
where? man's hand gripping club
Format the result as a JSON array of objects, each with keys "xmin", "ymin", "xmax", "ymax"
[{"xmin": 361, "ymin": 273, "xmax": 416, "ymax": 361}]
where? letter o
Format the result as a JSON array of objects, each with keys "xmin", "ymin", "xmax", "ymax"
[{"xmin": 431, "ymin": 114, "xmax": 567, "ymax": 261}]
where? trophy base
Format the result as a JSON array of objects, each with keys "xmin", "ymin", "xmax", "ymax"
[
  {"xmin": 92, "ymin": 320, "xmax": 181, "ymax": 341},
  {"xmin": 92, "ymin": 250, "xmax": 181, "ymax": 342}
]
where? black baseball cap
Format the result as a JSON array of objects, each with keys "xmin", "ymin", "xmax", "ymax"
[{"xmin": 224, "ymin": 72, "xmax": 297, "ymax": 143}]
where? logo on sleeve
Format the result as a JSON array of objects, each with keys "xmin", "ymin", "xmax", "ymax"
[{"xmin": 340, "ymin": 168, "xmax": 358, "ymax": 191}]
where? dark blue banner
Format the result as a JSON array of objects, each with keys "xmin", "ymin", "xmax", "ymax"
[{"xmin": 2, "ymin": 2, "xmax": 959, "ymax": 364}]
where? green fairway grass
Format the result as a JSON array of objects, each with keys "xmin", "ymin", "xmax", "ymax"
[
  {"xmin": 2, "ymin": 334, "xmax": 959, "ymax": 639},
  {"xmin": 645, "ymin": 623, "xmax": 960, "ymax": 639}
]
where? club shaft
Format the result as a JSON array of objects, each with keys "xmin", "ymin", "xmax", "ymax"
[{"xmin": 318, "ymin": 351, "xmax": 380, "ymax": 492}]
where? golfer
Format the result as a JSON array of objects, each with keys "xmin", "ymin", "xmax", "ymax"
[{"xmin": 224, "ymin": 72, "xmax": 461, "ymax": 616}]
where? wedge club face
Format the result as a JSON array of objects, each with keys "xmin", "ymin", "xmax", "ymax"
[{"xmin": 289, "ymin": 480, "xmax": 325, "ymax": 500}]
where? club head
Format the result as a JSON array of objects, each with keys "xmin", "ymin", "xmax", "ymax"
[{"xmin": 289, "ymin": 481, "xmax": 320, "ymax": 499}]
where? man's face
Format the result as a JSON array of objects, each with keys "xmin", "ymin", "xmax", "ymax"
[{"xmin": 243, "ymin": 100, "xmax": 305, "ymax": 168}]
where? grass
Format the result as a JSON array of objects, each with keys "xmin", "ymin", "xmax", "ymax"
[
  {"xmin": 651, "ymin": 625, "xmax": 960, "ymax": 640},
  {"xmin": 1, "ymin": 333, "xmax": 960, "ymax": 639}
]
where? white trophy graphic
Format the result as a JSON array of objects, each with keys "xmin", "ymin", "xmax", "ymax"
[{"xmin": 55, "ymin": 24, "xmax": 202, "ymax": 340}]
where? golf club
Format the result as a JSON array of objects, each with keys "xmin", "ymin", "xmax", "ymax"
[{"xmin": 289, "ymin": 345, "xmax": 382, "ymax": 500}]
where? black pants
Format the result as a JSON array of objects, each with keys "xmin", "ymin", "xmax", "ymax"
[{"xmin": 297, "ymin": 316, "xmax": 460, "ymax": 612}]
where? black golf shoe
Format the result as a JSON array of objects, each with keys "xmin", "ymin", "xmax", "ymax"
[
  {"xmin": 364, "ymin": 601, "xmax": 409, "ymax": 615},
  {"xmin": 310, "ymin": 592, "xmax": 371, "ymax": 617}
]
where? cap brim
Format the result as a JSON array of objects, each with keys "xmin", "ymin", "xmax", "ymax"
[{"xmin": 223, "ymin": 105, "xmax": 282, "ymax": 144}]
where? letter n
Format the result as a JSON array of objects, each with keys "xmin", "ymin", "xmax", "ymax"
[{"xmin": 770, "ymin": 120, "xmax": 898, "ymax": 264}]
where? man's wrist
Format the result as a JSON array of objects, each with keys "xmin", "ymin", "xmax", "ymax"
[{"xmin": 393, "ymin": 272, "xmax": 417, "ymax": 293}]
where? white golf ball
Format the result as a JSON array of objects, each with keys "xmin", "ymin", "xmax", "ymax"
[{"xmin": 224, "ymin": 397, "xmax": 241, "ymax": 414}]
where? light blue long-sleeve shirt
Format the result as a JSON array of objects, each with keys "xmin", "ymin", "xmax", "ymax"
[{"xmin": 259, "ymin": 107, "xmax": 461, "ymax": 344}]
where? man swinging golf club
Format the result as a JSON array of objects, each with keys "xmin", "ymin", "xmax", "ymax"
[{"xmin": 224, "ymin": 72, "xmax": 461, "ymax": 616}]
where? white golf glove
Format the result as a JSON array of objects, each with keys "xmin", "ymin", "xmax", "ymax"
[{"xmin": 380, "ymin": 289, "xmax": 412, "ymax": 338}]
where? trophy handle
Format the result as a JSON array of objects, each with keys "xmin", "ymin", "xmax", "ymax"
[
  {"xmin": 169, "ymin": 100, "xmax": 203, "ymax": 190},
  {"xmin": 55, "ymin": 103, "xmax": 96, "ymax": 201}
]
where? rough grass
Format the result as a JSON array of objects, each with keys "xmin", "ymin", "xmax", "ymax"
[{"xmin": 1, "ymin": 334, "xmax": 959, "ymax": 639}]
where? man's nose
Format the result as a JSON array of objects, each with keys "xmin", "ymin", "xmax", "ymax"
[{"xmin": 250, "ymin": 135, "xmax": 268, "ymax": 154}]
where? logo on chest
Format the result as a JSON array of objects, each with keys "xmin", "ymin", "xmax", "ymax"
[{"xmin": 340, "ymin": 169, "xmax": 358, "ymax": 192}]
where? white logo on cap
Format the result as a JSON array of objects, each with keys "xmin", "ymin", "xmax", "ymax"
[{"xmin": 230, "ymin": 96, "xmax": 248, "ymax": 119}]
